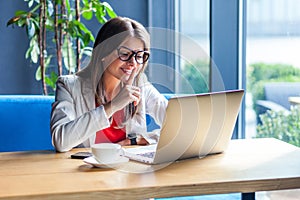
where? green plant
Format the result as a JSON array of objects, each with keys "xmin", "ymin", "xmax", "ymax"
[
  {"xmin": 256, "ymin": 106, "xmax": 300, "ymax": 147},
  {"xmin": 7, "ymin": 0, "xmax": 117, "ymax": 95}
]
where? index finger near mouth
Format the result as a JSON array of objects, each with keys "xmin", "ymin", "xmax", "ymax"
[{"xmin": 126, "ymin": 67, "xmax": 137, "ymax": 86}]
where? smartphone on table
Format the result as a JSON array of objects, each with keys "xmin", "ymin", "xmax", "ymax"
[{"xmin": 70, "ymin": 152, "xmax": 92, "ymax": 159}]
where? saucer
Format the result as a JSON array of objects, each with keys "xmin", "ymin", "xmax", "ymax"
[{"xmin": 83, "ymin": 156, "xmax": 129, "ymax": 168}]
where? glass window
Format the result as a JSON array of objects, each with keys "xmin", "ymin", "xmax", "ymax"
[
  {"xmin": 246, "ymin": 0, "xmax": 300, "ymax": 147},
  {"xmin": 176, "ymin": 0, "xmax": 210, "ymax": 94}
]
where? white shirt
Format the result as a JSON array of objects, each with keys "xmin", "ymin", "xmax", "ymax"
[{"xmin": 50, "ymin": 74, "xmax": 168, "ymax": 152}]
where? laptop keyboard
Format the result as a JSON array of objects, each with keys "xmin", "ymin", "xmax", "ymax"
[{"xmin": 137, "ymin": 151, "xmax": 155, "ymax": 159}]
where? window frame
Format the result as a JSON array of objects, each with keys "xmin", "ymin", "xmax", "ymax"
[{"xmin": 148, "ymin": 0, "xmax": 246, "ymax": 139}]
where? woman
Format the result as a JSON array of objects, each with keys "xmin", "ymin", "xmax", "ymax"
[{"xmin": 50, "ymin": 17, "xmax": 168, "ymax": 152}]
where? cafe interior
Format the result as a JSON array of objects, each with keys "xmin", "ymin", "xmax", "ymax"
[{"xmin": 0, "ymin": 0, "xmax": 300, "ymax": 199}]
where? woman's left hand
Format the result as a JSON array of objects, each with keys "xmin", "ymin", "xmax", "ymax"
[{"xmin": 118, "ymin": 137, "xmax": 149, "ymax": 146}]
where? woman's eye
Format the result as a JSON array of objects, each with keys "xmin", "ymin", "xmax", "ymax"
[
  {"xmin": 120, "ymin": 52, "xmax": 129, "ymax": 56},
  {"xmin": 120, "ymin": 52, "xmax": 130, "ymax": 58}
]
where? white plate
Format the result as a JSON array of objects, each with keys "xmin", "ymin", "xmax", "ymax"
[{"xmin": 83, "ymin": 156, "xmax": 129, "ymax": 168}]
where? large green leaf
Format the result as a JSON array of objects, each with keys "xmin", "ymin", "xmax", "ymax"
[
  {"xmin": 46, "ymin": 0, "xmax": 54, "ymax": 16},
  {"xmin": 95, "ymin": 12, "xmax": 107, "ymax": 24},
  {"xmin": 62, "ymin": 37, "xmax": 76, "ymax": 73},
  {"xmin": 15, "ymin": 10, "xmax": 28, "ymax": 17},
  {"xmin": 102, "ymin": 2, "xmax": 117, "ymax": 18},
  {"xmin": 25, "ymin": 0, "xmax": 36, "ymax": 8},
  {"xmin": 26, "ymin": 18, "xmax": 36, "ymax": 38},
  {"xmin": 93, "ymin": 3, "xmax": 106, "ymax": 24},
  {"xmin": 72, "ymin": 20, "xmax": 94, "ymax": 40},
  {"xmin": 81, "ymin": 33, "xmax": 92, "ymax": 47},
  {"xmin": 6, "ymin": 16, "xmax": 21, "ymax": 27},
  {"xmin": 82, "ymin": 11, "xmax": 93, "ymax": 20},
  {"xmin": 35, "ymin": 56, "xmax": 52, "ymax": 81},
  {"xmin": 26, "ymin": 37, "xmax": 39, "ymax": 63},
  {"xmin": 35, "ymin": 66, "xmax": 42, "ymax": 81},
  {"xmin": 65, "ymin": 0, "xmax": 71, "ymax": 15},
  {"xmin": 6, "ymin": 10, "xmax": 29, "ymax": 27},
  {"xmin": 45, "ymin": 71, "xmax": 58, "ymax": 90},
  {"xmin": 82, "ymin": 9, "xmax": 93, "ymax": 20}
]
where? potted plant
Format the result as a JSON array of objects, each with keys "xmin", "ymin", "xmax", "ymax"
[{"xmin": 7, "ymin": 0, "xmax": 117, "ymax": 95}]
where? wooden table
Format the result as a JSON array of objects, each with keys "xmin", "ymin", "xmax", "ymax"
[{"xmin": 0, "ymin": 138, "xmax": 300, "ymax": 200}]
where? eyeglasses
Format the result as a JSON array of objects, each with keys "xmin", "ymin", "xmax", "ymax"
[{"xmin": 117, "ymin": 46, "xmax": 150, "ymax": 64}]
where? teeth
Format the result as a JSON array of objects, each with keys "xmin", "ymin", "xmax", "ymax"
[{"xmin": 122, "ymin": 68, "xmax": 132, "ymax": 74}]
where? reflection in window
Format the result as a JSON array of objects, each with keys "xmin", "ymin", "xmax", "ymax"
[{"xmin": 176, "ymin": 0, "xmax": 210, "ymax": 94}]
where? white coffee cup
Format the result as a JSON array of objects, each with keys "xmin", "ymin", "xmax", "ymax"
[{"xmin": 91, "ymin": 143, "xmax": 124, "ymax": 164}]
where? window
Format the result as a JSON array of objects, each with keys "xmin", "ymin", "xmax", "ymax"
[
  {"xmin": 148, "ymin": 0, "xmax": 245, "ymax": 138},
  {"xmin": 246, "ymin": 0, "xmax": 300, "ymax": 146},
  {"xmin": 176, "ymin": 0, "xmax": 210, "ymax": 94}
]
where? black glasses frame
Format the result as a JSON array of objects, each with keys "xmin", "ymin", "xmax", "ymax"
[{"xmin": 117, "ymin": 46, "xmax": 150, "ymax": 64}]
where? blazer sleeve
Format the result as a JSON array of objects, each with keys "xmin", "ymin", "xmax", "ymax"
[
  {"xmin": 144, "ymin": 83, "xmax": 168, "ymax": 126},
  {"xmin": 141, "ymin": 82, "xmax": 168, "ymax": 144},
  {"xmin": 50, "ymin": 76, "xmax": 110, "ymax": 152}
]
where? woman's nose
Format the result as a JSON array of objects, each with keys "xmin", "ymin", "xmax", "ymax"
[{"xmin": 127, "ymin": 54, "xmax": 137, "ymax": 65}]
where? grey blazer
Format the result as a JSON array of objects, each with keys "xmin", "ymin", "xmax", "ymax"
[{"xmin": 50, "ymin": 74, "xmax": 168, "ymax": 152}]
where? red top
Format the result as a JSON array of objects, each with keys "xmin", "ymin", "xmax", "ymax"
[
  {"xmin": 95, "ymin": 101, "xmax": 126, "ymax": 143},
  {"xmin": 95, "ymin": 118, "xmax": 126, "ymax": 143}
]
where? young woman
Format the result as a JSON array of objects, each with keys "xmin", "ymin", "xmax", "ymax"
[{"xmin": 50, "ymin": 17, "xmax": 168, "ymax": 152}]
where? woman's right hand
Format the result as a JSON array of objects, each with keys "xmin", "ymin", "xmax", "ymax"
[
  {"xmin": 110, "ymin": 84, "xmax": 140, "ymax": 112},
  {"xmin": 104, "ymin": 68, "xmax": 140, "ymax": 117}
]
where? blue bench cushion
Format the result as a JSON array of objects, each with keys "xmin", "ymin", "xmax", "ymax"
[
  {"xmin": 0, "ymin": 95, "xmax": 55, "ymax": 152},
  {"xmin": 0, "ymin": 94, "xmax": 172, "ymax": 152}
]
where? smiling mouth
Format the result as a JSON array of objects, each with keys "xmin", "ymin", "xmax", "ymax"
[{"xmin": 121, "ymin": 68, "xmax": 133, "ymax": 75}]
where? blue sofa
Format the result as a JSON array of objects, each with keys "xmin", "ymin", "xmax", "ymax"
[
  {"xmin": 0, "ymin": 94, "xmax": 171, "ymax": 152},
  {"xmin": 0, "ymin": 95, "xmax": 55, "ymax": 152}
]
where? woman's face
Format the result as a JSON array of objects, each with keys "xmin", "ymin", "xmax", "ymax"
[{"xmin": 103, "ymin": 37, "xmax": 145, "ymax": 83}]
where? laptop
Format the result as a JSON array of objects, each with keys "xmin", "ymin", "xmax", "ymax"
[{"xmin": 123, "ymin": 89, "xmax": 244, "ymax": 165}]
